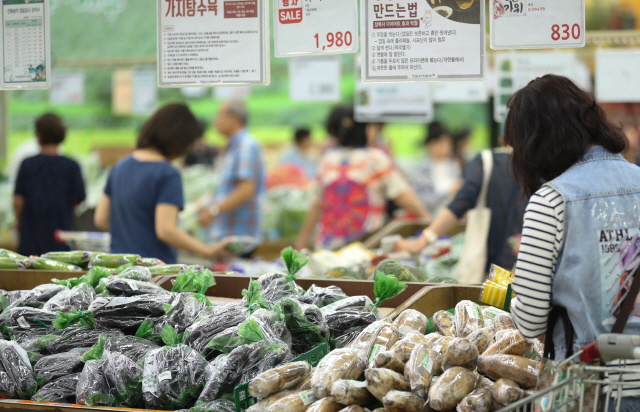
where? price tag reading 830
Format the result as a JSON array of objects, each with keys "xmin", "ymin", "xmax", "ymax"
[
  {"xmin": 273, "ymin": 0, "xmax": 359, "ymax": 57},
  {"xmin": 490, "ymin": 0, "xmax": 585, "ymax": 49}
]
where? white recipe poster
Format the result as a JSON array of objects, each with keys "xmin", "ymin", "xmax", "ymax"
[
  {"xmin": 361, "ymin": 0, "xmax": 484, "ymax": 82},
  {"xmin": 274, "ymin": 0, "xmax": 358, "ymax": 57},
  {"xmin": 1, "ymin": 0, "xmax": 51, "ymax": 90},
  {"xmin": 157, "ymin": 0, "xmax": 269, "ymax": 87}
]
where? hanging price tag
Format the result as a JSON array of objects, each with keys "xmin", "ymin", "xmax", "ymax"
[
  {"xmin": 595, "ymin": 49, "xmax": 640, "ymax": 103},
  {"xmin": 289, "ymin": 57, "xmax": 341, "ymax": 102},
  {"xmin": 274, "ymin": 0, "xmax": 358, "ymax": 57},
  {"xmin": 157, "ymin": 0, "xmax": 270, "ymax": 87},
  {"xmin": 361, "ymin": 0, "xmax": 485, "ymax": 82},
  {"xmin": 490, "ymin": 0, "xmax": 585, "ymax": 49}
]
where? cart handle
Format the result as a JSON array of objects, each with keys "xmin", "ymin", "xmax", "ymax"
[{"xmin": 581, "ymin": 334, "xmax": 640, "ymax": 363}]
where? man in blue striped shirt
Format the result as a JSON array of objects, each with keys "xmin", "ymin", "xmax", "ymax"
[{"xmin": 198, "ymin": 100, "xmax": 265, "ymax": 256}]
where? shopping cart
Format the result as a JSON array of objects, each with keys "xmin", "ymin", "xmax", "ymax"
[
  {"xmin": 498, "ymin": 333, "xmax": 640, "ymax": 412},
  {"xmin": 54, "ymin": 230, "xmax": 111, "ymax": 252}
]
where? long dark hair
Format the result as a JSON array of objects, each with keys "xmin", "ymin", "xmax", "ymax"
[{"xmin": 504, "ymin": 75, "xmax": 628, "ymax": 197}]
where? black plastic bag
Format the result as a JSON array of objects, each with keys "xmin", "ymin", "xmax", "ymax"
[
  {"xmin": 34, "ymin": 350, "xmax": 84, "ymax": 386},
  {"xmin": 298, "ymin": 284, "xmax": 348, "ymax": 308},
  {"xmin": 41, "ymin": 327, "xmax": 121, "ymax": 354},
  {"xmin": 279, "ymin": 298, "xmax": 328, "ymax": 355},
  {"xmin": 103, "ymin": 334, "xmax": 160, "ymax": 365},
  {"xmin": 32, "ymin": 373, "xmax": 80, "ymax": 403},
  {"xmin": 142, "ymin": 343, "xmax": 212, "ymax": 410},
  {"xmin": 255, "ymin": 272, "xmax": 304, "ymax": 303},
  {"xmin": 0, "ymin": 307, "xmax": 57, "ymax": 332},
  {"xmin": 325, "ymin": 310, "xmax": 378, "ymax": 348},
  {"xmin": 8, "ymin": 284, "xmax": 66, "ymax": 310},
  {"xmin": 12, "ymin": 328, "xmax": 56, "ymax": 353},
  {"xmin": 98, "ymin": 277, "xmax": 169, "ymax": 297},
  {"xmin": 42, "ymin": 283, "xmax": 95, "ymax": 313},
  {"xmin": 0, "ymin": 340, "xmax": 37, "ymax": 399},
  {"xmin": 165, "ymin": 293, "xmax": 213, "ymax": 334},
  {"xmin": 88, "ymin": 294, "xmax": 177, "ymax": 332},
  {"xmin": 184, "ymin": 305, "xmax": 247, "ymax": 356},
  {"xmin": 190, "ymin": 399, "xmax": 236, "ymax": 412}
]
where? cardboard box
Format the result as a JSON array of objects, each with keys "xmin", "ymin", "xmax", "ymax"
[{"xmin": 387, "ymin": 284, "xmax": 485, "ymax": 319}]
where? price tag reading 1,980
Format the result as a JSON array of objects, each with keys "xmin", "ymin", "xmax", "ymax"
[
  {"xmin": 274, "ymin": 0, "xmax": 358, "ymax": 57},
  {"xmin": 490, "ymin": 0, "xmax": 585, "ymax": 49}
]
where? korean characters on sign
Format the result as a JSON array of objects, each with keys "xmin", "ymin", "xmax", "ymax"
[
  {"xmin": 157, "ymin": 0, "xmax": 270, "ymax": 87},
  {"xmin": 490, "ymin": 0, "xmax": 585, "ymax": 49},
  {"xmin": 361, "ymin": 0, "xmax": 485, "ymax": 82},
  {"xmin": 273, "ymin": 0, "xmax": 359, "ymax": 57}
]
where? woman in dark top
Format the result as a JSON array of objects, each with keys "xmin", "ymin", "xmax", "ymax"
[
  {"xmin": 94, "ymin": 103, "xmax": 228, "ymax": 263},
  {"xmin": 13, "ymin": 114, "xmax": 86, "ymax": 256},
  {"xmin": 395, "ymin": 144, "xmax": 526, "ymax": 271}
]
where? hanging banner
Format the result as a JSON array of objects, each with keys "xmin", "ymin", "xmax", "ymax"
[
  {"xmin": 493, "ymin": 51, "xmax": 578, "ymax": 123},
  {"xmin": 1, "ymin": 0, "xmax": 51, "ymax": 90},
  {"xmin": 360, "ymin": 0, "xmax": 484, "ymax": 82},
  {"xmin": 355, "ymin": 79, "xmax": 433, "ymax": 122},
  {"xmin": 289, "ymin": 57, "xmax": 341, "ymax": 102},
  {"xmin": 595, "ymin": 49, "xmax": 640, "ymax": 103},
  {"xmin": 157, "ymin": 0, "xmax": 270, "ymax": 87},
  {"xmin": 50, "ymin": 71, "xmax": 84, "ymax": 105},
  {"xmin": 273, "ymin": 0, "xmax": 358, "ymax": 57},
  {"xmin": 490, "ymin": 0, "xmax": 585, "ymax": 49}
]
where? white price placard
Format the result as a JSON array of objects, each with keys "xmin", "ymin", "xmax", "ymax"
[
  {"xmin": 493, "ymin": 51, "xmax": 579, "ymax": 122},
  {"xmin": 490, "ymin": 0, "xmax": 585, "ymax": 49},
  {"xmin": 289, "ymin": 57, "xmax": 341, "ymax": 102},
  {"xmin": 50, "ymin": 71, "xmax": 84, "ymax": 105},
  {"xmin": 355, "ymin": 78, "xmax": 433, "ymax": 122},
  {"xmin": 274, "ymin": 0, "xmax": 358, "ymax": 57},
  {"xmin": 595, "ymin": 49, "xmax": 640, "ymax": 103},
  {"xmin": 1, "ymin": 0, "xmax": 51, "ymax": 90},
  {"xmin": 361, "ymin": 0, "xmax": 485, "ymax": 82},
  {"xmin": 157, "ymin": 0, "xmax": 269, "ymax": 87},
  {"xmin": 213, "ymin": 85, "xmax": 251, "ymax": 99},
  {"xmin": 432, "ymin": 79, "xmax": 489, "ymax": 102}
]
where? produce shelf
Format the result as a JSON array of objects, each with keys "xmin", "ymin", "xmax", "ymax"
[{"xmin": 386, "ymin": 284, "xmax": 485, "ymax": 319}]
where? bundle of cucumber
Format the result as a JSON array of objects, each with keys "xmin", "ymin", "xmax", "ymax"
[{"xmin": 243, "ymin": 301, "xmax": 544, "ymax": 412}]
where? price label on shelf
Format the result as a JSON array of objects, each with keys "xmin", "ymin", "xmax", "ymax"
[
  {"xmin": 289, "ymin": 57, "xmax": 341, "ymax": 102},
  {"xmin": 273, "ymin": 0, "xmax": 358, "ymax": 57},
  {"xmin": 1, "ymin": 0, "xmax": 51, "ymax": 90},
  {"xmin": 361, "ymin": 0, "xmax": 485, "ymax": 82},
  {"xmin": 490, "ymin": 0, "xmax": 585, "ymax": 49}
]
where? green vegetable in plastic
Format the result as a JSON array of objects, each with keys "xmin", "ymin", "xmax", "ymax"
[
  {"xmin": 172, "ymin": 269, "xmax": 216, "ymax": 293},
  {"xmin": 41, "ymin": 251, "xmax": 93, "ymax": 267},
  {"xmin": 241, "ymin": 279, "xmax": 269, "ymax": 313},
  {"xmin": 53, "ymin": 310, "xmax": 96, "ymax": 329},
  {"xmin": 31, "ymin": 257, "xmax": 82, "ymax": 272},
  {"xmin": 0, "ymin": 248, "xmax": 28, "ymax": 260},
  {"xmin": 281, "ymin": 247, "xmax": 309, "ymax": 278},
  {"xmin": 135, "ymin": 319, "xmax": 162, "ymax": 344},
  {"xmin": 148, "ymin": 264, "xmax": 187, "ymax": 274},
  {"xmin": 375, "ymin": 259, "xmax": 418, "ymax": 282},
  {"xmin": 82, "ymin": 336, "xmax": 106, "ymax": 362},
  {"xmin": 373, "ymin": 272, "xmax": 407, "ymax": 307},
  {"xmin": 160, "ymin": 324, "xmax": 184, "ymax": 347},
  {"xmin": 92, "ymin": 253, "xmax": 141, "ymax": 268},
  {"xmin": 52, "ymin": 266, "xmax": 111, "ymax": 289},
  {"xmin": 0, "ymin": 257, "xmax": 28, "ymax": 270},
  {"xmin": 114, "ymin": 263, "xmax": 134, "ymax": 274},
  {"xmin": 206, "ymin": 318, "xmax": 264, "ymax": 354},
  {"xmin": 0, "ymin": 294, "xmax": 9, "ymax": 313}
]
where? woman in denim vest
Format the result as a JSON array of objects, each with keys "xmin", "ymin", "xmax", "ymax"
[{"xmin": 507, "ymin": 74, "xmax": 640, "ymax": 411}]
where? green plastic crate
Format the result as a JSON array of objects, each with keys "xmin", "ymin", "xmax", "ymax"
[{"xmin": 233, "ymin": 342, "xmax": 329, "ymax": 412}]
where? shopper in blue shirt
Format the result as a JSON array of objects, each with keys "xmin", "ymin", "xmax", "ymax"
[
  {"xmin": 14, "ymin": 114, "xmax": 86, "ymax": 256},
  {"xmin": 279, "ymin": 127, "xmax": 317, "ymax": 179},
  {"xmin": 198, "ymin": 100, "xmax": 266, "ymax": 256},
  {"xmin": 94, "ymin": 103, "xmax": 229, "ymax": 264}
]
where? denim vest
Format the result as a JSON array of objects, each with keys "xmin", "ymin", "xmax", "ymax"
[{"xmin": 546, "ymin": 146, "xmax": 640, "ymax": 359}]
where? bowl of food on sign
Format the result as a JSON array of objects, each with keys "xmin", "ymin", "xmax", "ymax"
[{"xmin": 433, "ymin": 6, "xmax": 453, "ymax": 18}]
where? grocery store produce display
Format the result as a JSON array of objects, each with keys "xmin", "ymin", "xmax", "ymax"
[
  {"xmin": 0, "ymin": 247, "xmax": 415, "ymax": 412},
  {"xmin": 244, "ymin": 302, "xmax": 544, "ymax": 412}
]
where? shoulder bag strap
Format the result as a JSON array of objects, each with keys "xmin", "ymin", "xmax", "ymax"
[
  {"xmin": 478, "ymin": 150, "xmax": 493, "ymax": 209},
  {"xmin": 612, "ymin": 263, "xmax": 640, "ymax": 334}
]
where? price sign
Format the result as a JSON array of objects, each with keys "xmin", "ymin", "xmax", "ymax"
[
  {"xmin": 274, "ymin": 0, "xmax": 358, "ymax": 57},
  {"xmin": 50, "ymin": 72, "xmax": 84, "ymax": 105},
  {"xmin": 595, "ymin": 49, "xmax": 640, "ymax": 103},
  {"xmin": 289, "ymin": 57, "xmax": 341, "ymax": 102},
  {"xmin": 157, "ymin": 0, "xmax": 270, "ymax": 87},
  {"xmin": 1, "ymin": 0, "xmax": 51, "ymax": 90},
  {"xmin": 490, "ymin": 0, "xmax": 585, "ymax": 49},
  {"xmin": 354, "ymin": 77, "xmax": 433, "ymax": 122},
  {"xmin": 493, "ymin": 51, "xmax": 579, "ymax": 122},
  {"xmin": 361, "ymin": 0, "xmax": 485, "ymax": 82},
  {"xmin": 432, "ymin": 79, "xmax": 489, "ymax": 102}
]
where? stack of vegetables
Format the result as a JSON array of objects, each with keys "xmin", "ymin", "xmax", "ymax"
[
  {"xmin": 243, "ymin": 302, "xmax": 544, "ymax": 412},
  {"xmin": 0, "ymin": 247, "xmax": 408, "ymax": 412}
]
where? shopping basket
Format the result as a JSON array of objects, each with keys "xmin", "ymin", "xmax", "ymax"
[{"xmin": 498, "ymin": 333, "xmax": 640, "ymax": 412}]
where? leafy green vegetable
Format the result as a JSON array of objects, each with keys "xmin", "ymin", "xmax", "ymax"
[
  {"xmin": 160, "ymin": 324, "xmax": 184, "ymax": 347},
  {"xmin": 373, "ymin": 272, "xmax": 407, "ymax": 306},
  {"xmin": 53, "ymin": 310, "xmax": 96, "ymax": 329},
  {"xmin": 281, "ymin": 247, "xmax": 309, "ymax": 278},
  {"xmin": 82, "ymin": 336, "xmax": 106, "ymax": 362},
  {"xmin": 238, "ymin": 318, "xmax": 263, "ymax": 342},
  {"xmin": 375, "ymin": 259, "xmax": 418, "ymax": 282},
  {"xmin": 171, "ymin": 269, "xmax": 216, "ymax": 293},
  {"xmin": 135, "ymin": 319, "xmax": 155, "ymax": 341},
  {"xmin": 241, "ymin": 280, "xmax": 269, "ymax": 313},
  {"xmin": 52, "ymin": 266, "xmax": 111, "ymax": 289}
]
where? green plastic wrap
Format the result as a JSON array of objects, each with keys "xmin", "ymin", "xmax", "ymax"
[
  {"xmin": 92, "ymin": 253, "xmax": 141, "ymax": 268},
  {"xmin": 41, "ymin": 251, "xmax": 93, "ymax": 268},
  {"xmin": 30, "ymin": 257, "xmax": 82, "ymax": 272},
  {"xmin": 52, "ymin": 266, "xmax": 111, "ymax": 289}
]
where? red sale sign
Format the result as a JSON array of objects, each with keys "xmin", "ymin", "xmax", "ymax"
[{"xmin": 279, "ymin": 8, "xmax": 302, "ymax": 23}]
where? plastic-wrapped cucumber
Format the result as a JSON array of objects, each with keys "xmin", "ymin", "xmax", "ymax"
[
  {"xmin": 32, "ymin": 373, "xmax": 80, "ymax": 403},
  {"xmin": 89, "ymin": 294, "xmax": 177, "ymax": 332},
  {"xmin": 115, "ymin": 266, "xmax": 153, "ymax": 282},
  {"xmin": 97, "ymin": 277, "xmax": 169, "ymax": 297},
  {"xmin": 30, "ymin": 257, "xmax": 82, "ymax": 271},
  {"xmin": 0, "ymin": 257, "xmax": 29, "ymax": 269},
  {"xmin": 41, "ymin": 251, "xmax": 93, "ymax": 268},
  {"xmin": 148, "ymin": 264, "xmax": 188, "ymax": 274},
  {"xmin": 138, "ymin": 257, "xmax": 165, "ymax": 267},
  {"xmin": 42, "ymin": 283, "xmax": 95, "ymax": 313},
  {"xmin": 34, "ymin": 351, "xmax": 84, "ymax": 386},
  {"xmin": 92, "ymin": 253, "xmax": 141, "ymax": 268},
  {"xmin": 0, "ymin": 340, "xmax": 37, "ymax": 399},
  {"xmin": 142, "ymin": 343, "xmax": 212, "ymax": 410},
  {"xmin": 0, "ymin": 249, "xmax": 28, "ymax": 260}
]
